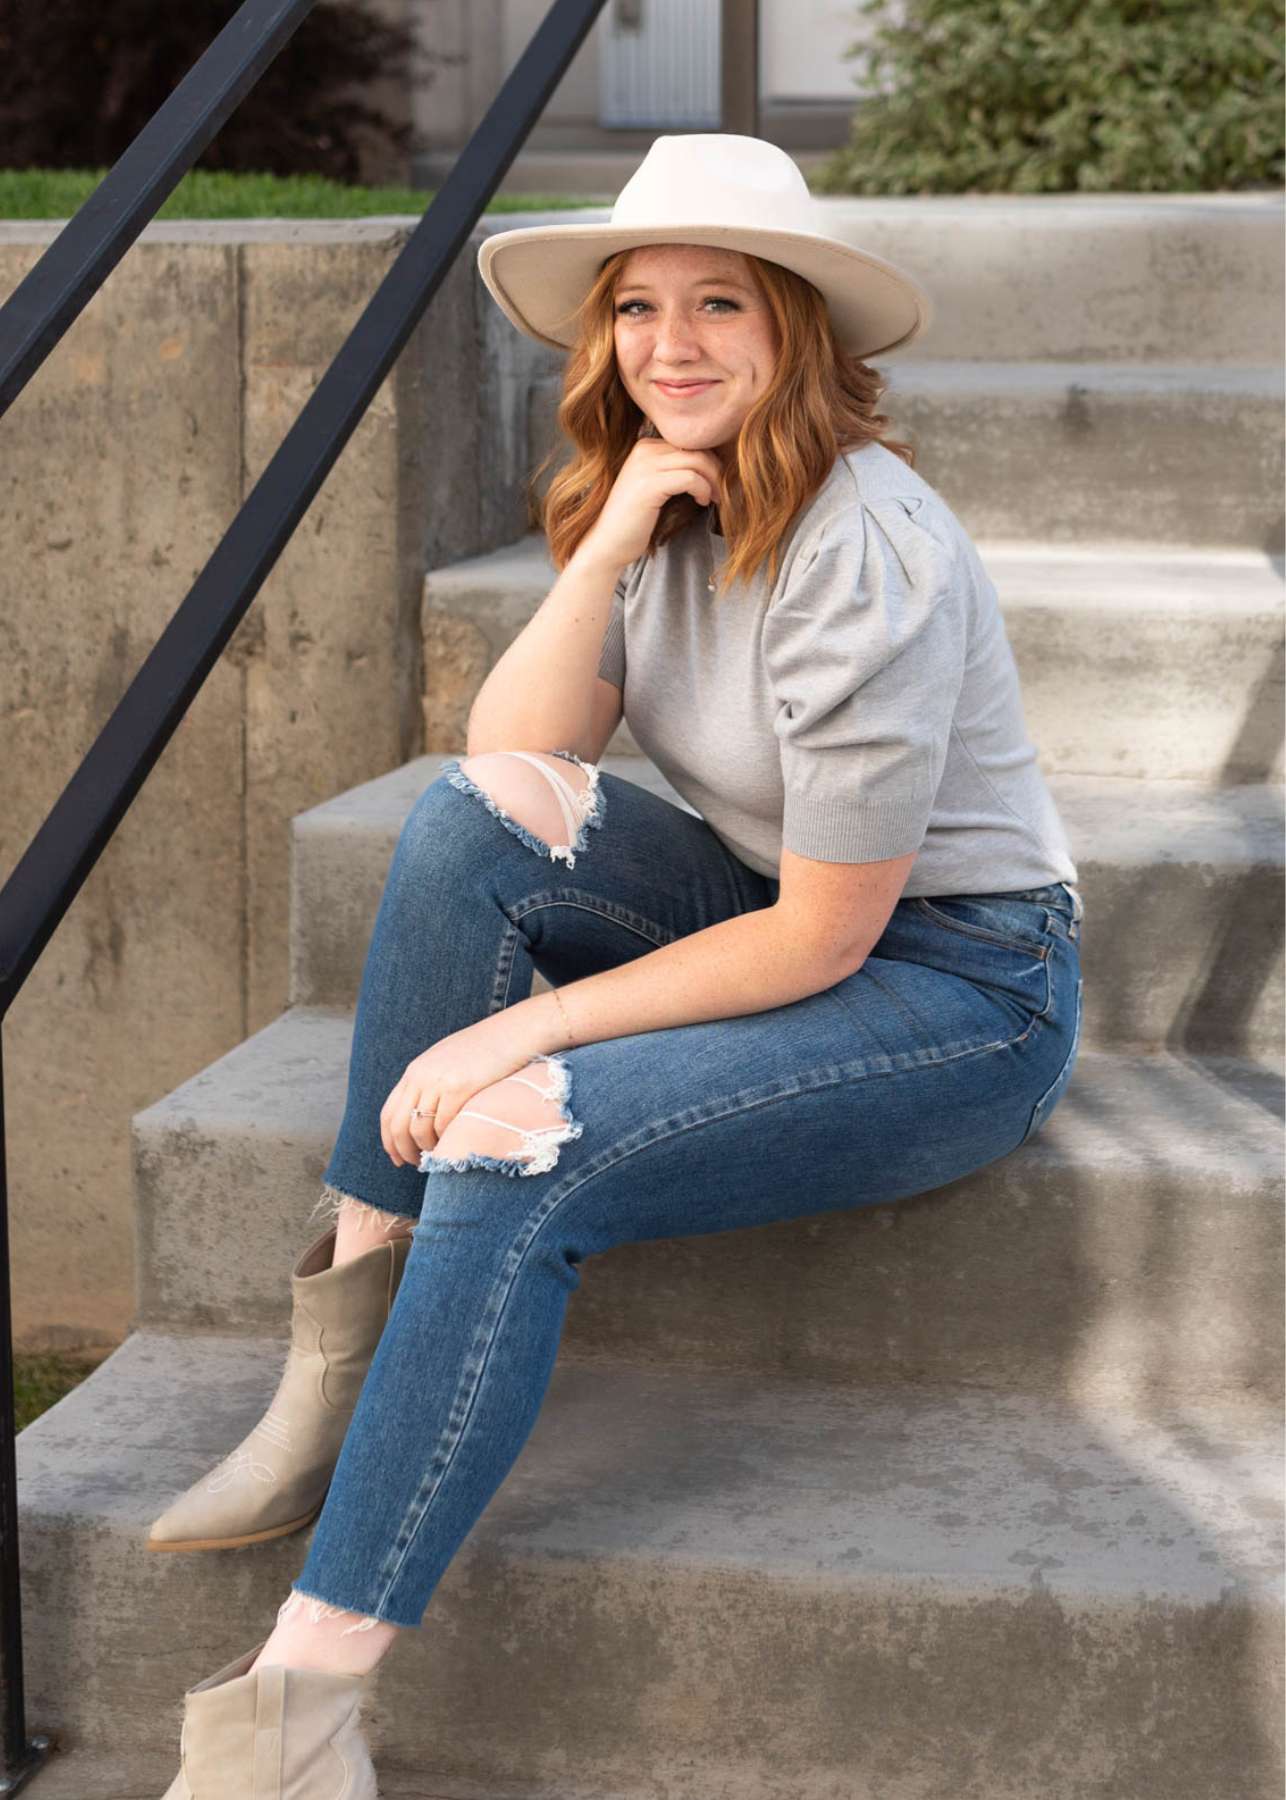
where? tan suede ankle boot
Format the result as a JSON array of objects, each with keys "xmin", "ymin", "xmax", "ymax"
[
  {"xmin": 160, "ymin": 1641, "xmax": 378, "ymax": 1799},
  {"xmin": 147, "ymin": 1225, "xmax": 412, "ymax": 1552}
]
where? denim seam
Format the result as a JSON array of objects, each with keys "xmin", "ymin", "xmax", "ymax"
[
  {"xmin": 490, "ymin": 917, "xmax": 523, "ymax": 1013},
  {"xmin": 368, "ymin": 1015, "xmax": 1045, "ymax": 1621},
  {"xmin": 509, "ymin": 895, "xmax": 676, "ymax": 950},
  {"xmin": 1021, "ymin": 978, "xmax": 1083, "ymax": 1148}
]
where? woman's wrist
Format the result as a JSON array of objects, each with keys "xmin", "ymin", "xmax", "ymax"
[
  {"xmin": 567, "ymin": 533, "xmax": 629, "ymax": 585},
  {"xmin": 504, "ymin": 989, "xmax": 577, "ymax": 1058}
]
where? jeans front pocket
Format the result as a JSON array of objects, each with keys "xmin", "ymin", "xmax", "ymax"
[
  {"xmin": 1020, "ymin": 977, "xmax": 1083, "ymax": 1147},
  {"xmin": 874, "ymin": 894, "xmax": 1053, "ymax": 1024},
  {"xmin": 912, "ymin": 894, "xmax": 1053, "ymax": 959}
]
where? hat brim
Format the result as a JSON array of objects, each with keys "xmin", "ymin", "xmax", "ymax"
[{"xmin": 477, "ymin": 221, "xmax": 933, "ymax": 361}]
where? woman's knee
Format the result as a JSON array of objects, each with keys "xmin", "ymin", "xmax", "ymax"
[
  {"xmin": 424, "ymin": 1053, "xmax": 584, "ymax": 1179},
  {"xmin": 443, "ymin": 749, "xmax": 602, "ymax": 869}
]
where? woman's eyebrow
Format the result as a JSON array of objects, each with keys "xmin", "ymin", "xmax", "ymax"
[{"xmin": 614, "ymin": 275, "xmax": 756, "ymax": 296}]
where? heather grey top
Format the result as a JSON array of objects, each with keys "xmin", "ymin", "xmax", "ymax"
[{"xmin": 596, "ymin": 439, "xmax": 1078, "ymax": 895}]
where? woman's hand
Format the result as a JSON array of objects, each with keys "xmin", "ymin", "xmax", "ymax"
[
  {"xmin": 380, "ymin": 1007, "xmax": 552, "ymax": 1168},
  {"xmin": 575, "ymin": 434, "xmax": 724, "ymax": 573}
]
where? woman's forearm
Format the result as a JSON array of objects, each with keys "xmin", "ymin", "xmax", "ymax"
[
  {"xmin": 506, "ymin": 907, "xmax": 853, "ymax": 1059},
  {"xmin": 466, "ymin": 544, "xmax": 626, "ymax": 757}
]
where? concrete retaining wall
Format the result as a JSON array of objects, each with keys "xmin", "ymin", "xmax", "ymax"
[{"xmin": 0, "ymin": 216, "xmax": 556, "ymax": 1348}]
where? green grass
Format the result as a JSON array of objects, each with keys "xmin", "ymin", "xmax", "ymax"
[
  {"xmin": 0, "ymin": 167, "xmax": 606, "ymax": 221},
  {"xmin": 15, "ymin": 1349, "xmax": 105, "ymax": 1430}
]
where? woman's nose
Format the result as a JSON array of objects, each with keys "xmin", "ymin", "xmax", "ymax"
[{"xmin": 652, "ymin": 310, "xmax": 700, "ymax": 360}]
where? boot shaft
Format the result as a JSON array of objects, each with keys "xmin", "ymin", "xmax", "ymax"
[{"xmin": 179, "ymin": 1648, "xmax": 376, "ymax": 1799}]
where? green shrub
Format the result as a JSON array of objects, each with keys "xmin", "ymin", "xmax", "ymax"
[
  {"xmin": 0, "ymin": 0, "xmax": 418, "ymax": 184},
  {"xmin": 813, "ymin": 0, "xmax": 1285, "ymax": 194}
]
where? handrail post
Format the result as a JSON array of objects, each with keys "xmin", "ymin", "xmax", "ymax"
[
  {"xmin": 720, "ymin": 0, "xmax": 760, "ymax": 137},
  {"xmin": 0, "ymin": 1030, "xmax": 52, "ymax": 1793}
]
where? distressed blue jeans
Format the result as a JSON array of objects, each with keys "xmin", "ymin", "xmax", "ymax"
[{"xmin": 294, "ymin": 750, "xmax": 1084, "ymax": 1627}]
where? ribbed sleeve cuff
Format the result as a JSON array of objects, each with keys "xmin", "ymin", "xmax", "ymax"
[{"xmin": 782, "ymin": 792, "xmax": 930, "ymax": 864}]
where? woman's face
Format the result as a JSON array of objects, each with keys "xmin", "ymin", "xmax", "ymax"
[{"xmin": 612, "ymin": 244, "xmax": 778, "ymax": 456}]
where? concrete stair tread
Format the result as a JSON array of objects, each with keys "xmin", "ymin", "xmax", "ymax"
[
  {"xmin": 475, "ymin": 193, "xmax": 1285, "ymax": 369},
  {"xmin": 298, "ymin": 753, "xmax": 1286, "ymax": 859},
  {"xmin": 523, "ymin": 371, "xmax": 1284, "ymax": 548},
  {"xmin": 421, "ymin": 539, "xmax": 1284, "ymax": 784},
  {"xmin": 133, "ymin": 1008, "xmax": 1284, "ymax": 1406},
  {"xmin": 138, "ymin": 1001, "xmax": 1285, "ymax": 1173},
  {"xmin": 530, "ymin": 360, "xmax": 1286, "ymax": 394},
  {"xmin": 22, "ymin": 1751, "xmax": 463, "ymax": 1800},
  {"xmin": 290, "ymin": 755, "xmax": 1284, "ymax": 1052},
  {"xmin": 424, "ymin": 528, "xmax": 1286, "ymax": 602},
  {"xmin": 21, "ymin": 1338, "xmax": 1282, "ymax": 1614},
  {"xmin": 421, "ymin": 536, "xmax": 1286, "ymax": 783},
  {"xmin": 883, "ymin": 360, "xmax": 1286, "ymax": 392},
  {"xmin": 18, "ymin": 1342, "xmax": 1283, "ymax": 1798}
]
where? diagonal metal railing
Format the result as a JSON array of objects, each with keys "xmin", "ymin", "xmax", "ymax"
[{"xmin": 0, "ymin": 0, "xmax": 758, "ymax": 1786}]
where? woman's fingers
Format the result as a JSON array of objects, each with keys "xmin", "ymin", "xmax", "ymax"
[
  {"xmin": 381, "ymin": 1077, "xmax": 436, "ymax": 1167},
  {"xmin": 649, "ymin": 444, "xmax": 724, "ymax": 501}
]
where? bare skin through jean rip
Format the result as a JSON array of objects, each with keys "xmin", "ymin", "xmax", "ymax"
[
  {"xmin": 427, "ymin": 749, "xmax": 600, "ymax": 1181},
  {"xmin": 440, "ymin": 747, "xmax": 605, "ymax": 870}
]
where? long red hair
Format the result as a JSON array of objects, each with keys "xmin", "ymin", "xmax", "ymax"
[{"xmin": 535, "ymin": 247, "xmax": 916, "ymax": 597}]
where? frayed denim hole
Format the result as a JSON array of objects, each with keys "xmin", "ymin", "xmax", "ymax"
[
  {"xmin": 547, "ymin": 748, "xmax": 608, "ymax": 835},
  {"xmin": 419, "ymin": 1050, "xmax": 584, "ymax": 1180},
  {"xmin": 439, "ymin": 753, "xmax": 604, "ymax": 870},
  {"xmin": 441, "ymin": 764, "xmax": 556, "ymax": 860}
]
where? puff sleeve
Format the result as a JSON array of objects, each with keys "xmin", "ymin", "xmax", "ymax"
[{"xmin": 761, "ymin": 495, "xmax": 968, "ymax": 864}]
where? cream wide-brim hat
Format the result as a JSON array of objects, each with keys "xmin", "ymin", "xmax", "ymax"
[{"xmin": 477, "ymin": 134, "xmax": 933, "ymax": 361}]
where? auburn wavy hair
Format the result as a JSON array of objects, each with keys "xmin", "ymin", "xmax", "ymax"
[{"xmin": 535, "ymin": 247, "xmax": 916, "ymax": 598}]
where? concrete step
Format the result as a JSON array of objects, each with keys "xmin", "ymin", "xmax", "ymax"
[
  {"xmin": 527, "ymin": 365, "xmax": 1285, "ymax": 550},
  {"xmin": 12, "ymin": 1750, "xmax": 466, "ymax": 1800},
  {"xmin": 421, "ymin": 534, "xmax": 1285, "ymax": 783},
  {"xmin": 19, "ymin": 1344, "xmax": 1283, "ymax": 1799},
  {"xmin": 475, "ymin": 193, "xmax": 1285, "ymax": 365},
  {"xmin": 287, "ymin": 753, "xmax": 1284, "ymax": 1057},
  {"xmin": 132, "ymin": 1006, "xmax": 1284, "ymax": 1409},
  {"xmin": 24, "ymin": 1745, "xmax": 459, "ymax": 1800}
]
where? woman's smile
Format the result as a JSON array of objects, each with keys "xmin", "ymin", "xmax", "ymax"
[{"xmin": 653, "ymin": 377, "xmax": 720, "ymax": 398}]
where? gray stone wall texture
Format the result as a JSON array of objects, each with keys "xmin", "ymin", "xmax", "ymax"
[{"xmin": 0, "ymin": 217, "xmax": 555, "ymax": 1348}]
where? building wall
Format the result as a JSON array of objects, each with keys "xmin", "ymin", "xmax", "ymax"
[{"xmin": 405, "ymin": 0, "xmax": 879, "ymax": 150}]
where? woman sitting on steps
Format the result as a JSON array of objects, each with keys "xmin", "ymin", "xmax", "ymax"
[{"xmin": 147, "ymin": 131, "xmax": 1084, "ymax": 1798}]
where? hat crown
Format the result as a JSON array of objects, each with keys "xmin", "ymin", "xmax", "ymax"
[{"xmin": 610, "ymin": 134, "xmax": 820, "ymax": 237}]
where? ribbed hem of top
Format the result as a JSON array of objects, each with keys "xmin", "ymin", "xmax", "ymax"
[{"xmin": 782, "ymin": 792, "xmax": 930, "ymax": 864}]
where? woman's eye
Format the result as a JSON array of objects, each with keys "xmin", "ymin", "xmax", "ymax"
[{"xmin": 614, "ymin": 297, "xmax": 740, "ymax": 317}]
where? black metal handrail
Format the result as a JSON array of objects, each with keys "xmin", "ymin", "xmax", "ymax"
[{"xmin": 0, "ymin": 2, "xmax": 758, "ymax": 1787}]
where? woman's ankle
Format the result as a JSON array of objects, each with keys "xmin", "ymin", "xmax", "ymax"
[
  {"xmin": 319, "ymin": 1190, "xmax": 415, "ymax": 1268},
  {"xmin": 250, "ymin": 1590, "xmax": 400, "ymax": 1678}
]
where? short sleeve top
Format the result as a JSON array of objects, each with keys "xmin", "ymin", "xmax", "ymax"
[{"xmin": 594, "ymin": 439, "xmax": 1077, "ymax": 894}]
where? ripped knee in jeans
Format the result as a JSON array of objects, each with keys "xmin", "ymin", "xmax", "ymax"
[
  {"xmin": 422, "ymin": 1052, "xmax": 583, "ymax": 1179},
  {"xmin": 439, "ymin": 748, "xmax": 605, "ymax": 869}
]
